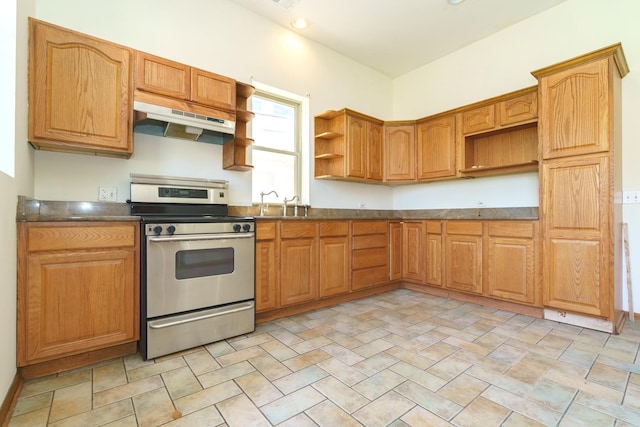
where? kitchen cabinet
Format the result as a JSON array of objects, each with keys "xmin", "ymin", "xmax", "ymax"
[
  {"xmin": 444, "ymin": 221, "xmax": 483, "ymax": 295},
  {"xmin": 389, "ymin": 222, "xmax": 403, "ymax": 281},
  {"xmin": 533, "ymin": 44, "xmax": 628, "ymax": 331},
  {"xmin": 416, "ymin": 114, "xmax": 458, "ymax": 181},
  {"xmin": 319, "ymin": 222, "xmax": 351, "ymax": 297},
  {"xmin": 279, "ymin": 222, "xmax": 319, "ymax": 306},
  {"xmin": 485, "ymin": 221, "xmax": 538, "ymax": 305},
  {"xmin": 256, "ymin": 221, "xmax": 279, "ymax": 312},
  {"xmin": 352, "ymin": 221, "xmax": 389, "ymax": 290},
  {"xmin": 135, "ymin": 51, "xmax": 235, "ymax": 111},
  {"xmin": 313, "ymin": 109, "xmax": 383, "ymax": 182},
  {"xmin": 403, "ymin": 221, "xmax": 425, "ymax": 284},
  {"xmin": 459, "ymin": 88, "xmax": 538, "ymax": 177},
  {"xmin": 384, "ymin": 122, "xmax": 416, "ymax": 182},
  {"xmin": 17, "ymin": 222, "xmax": 139, "ymax": 366},
  {"xmin": 425, "ymin": 221, "xmax": 443, "ymax": 287},
  {"xmin": 223, "ymin": 81, "xmax": 255, "ymax": 171},
  {"xmin": 28, "ymin": 18, "xmax": 133, "ymax": 157}
]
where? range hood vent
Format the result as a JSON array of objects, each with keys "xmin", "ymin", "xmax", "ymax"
[{"xmin": 133, "ymin": 101, "xmax": 236, "ymax": 145}]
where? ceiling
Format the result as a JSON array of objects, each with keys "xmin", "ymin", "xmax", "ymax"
[{"xmin": 231, "ymin": 0, "xmax": 568, "ymax": 77}]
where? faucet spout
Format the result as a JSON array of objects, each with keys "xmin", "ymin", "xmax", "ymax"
[
  {"xmin": 259, "ymin": 190, "xmax": 279, "ymax": 216},
  {"xmin": 283, "ymin": 195, "xmax": 299, "ymax": 217}
]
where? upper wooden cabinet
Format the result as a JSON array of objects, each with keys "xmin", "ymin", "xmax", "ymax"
[
  {"xmin": 223, "ymin": 82, "xmax": 255, "ymax": 171},
  {"xmin": 384, "ymin": 122, "xmax": 416, "ymax": 182},
  {"xmin": 416, "ymin": 114, "xmax": 458, "ymax": 181},
  {"xmin": 28, "ymin": 18, "xmax": 133, "ymax": 157},
  {"xmin": 135, "ymin": 51, "xmax": 236, "ymax": 112}
]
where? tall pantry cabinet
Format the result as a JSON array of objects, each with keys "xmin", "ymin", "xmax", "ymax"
[{"xmin": 533, "ymin": 44, "xmax": 629, "ymax": 332}]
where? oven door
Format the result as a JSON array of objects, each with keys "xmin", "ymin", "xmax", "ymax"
[{"xmin": 146, "ymin": 231, "xmax": 255, "ymax": 318}]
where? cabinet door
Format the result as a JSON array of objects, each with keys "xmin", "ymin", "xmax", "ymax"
[
  {"xmin": 389, "ymin": 222, "xmax": 403, "ymax": 281},
  {"xmin": 538, "ymin": 58, "xmax": 610, "ymax": 159},
  {"xmin": 21, "ymin": 249, "xmax": 137, "ymax": 365},
  {"xmin": 319, "ymin": 236, "xmax": 350, "ymax": 297},
  {"xmin": 135, "ymin": 51, "xmax": 190, "ymax": 99},
  {"xmin": 29, "ymin": 19, "xmax": 132, "ymax": 154},
  {"xmin": 417, "ymin": 115, "xmax": 457, "ymax": 180},
  {"xmin": 445, "ymin": 234, "xmax": 482, "ymax": 294},
  {"xmin": 256, "ymin": 240, "xmax": 278, "ymax": 312},
  {"xmin": 486, "ymin": 236, "xmax": 535, "ymax": 304},
  {"xmin": 367, "ymin": 121, "xmax": 384, "ymax": 180},
  {"xmin": 346, "ymin": 115, "xmax": 367, "ymax": 178},
  {"xmin": 403, "ymin": 222, "xmax": 425, "ymax": 283},
  {"xmin": 462, "ymin": 105, "xmax": 495, "ymax": 135},
  {"xmin": 280, "ymin": 239, "xmax": 318, "ymax": 306},
  {"xmin": 191, "ymin": 67, "xmax": 236, "ymax": 111},
  {"xmin": 384, "ymin": 124, "xmax": 416, "ymax": 181},
  {"xmin": 541, "ymin": 156, "xmax": 610, "ymax": 316},
  {"xmin": 426, "ymin": 233, "xmax": 443, "ymax": 287},
  {"xmin": 499, "ymin": 91, "xmax": 538, "ymax": 126}
]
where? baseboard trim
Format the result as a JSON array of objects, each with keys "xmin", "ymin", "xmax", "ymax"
[{"xmin": 0, "ymin": 372, "xmax": 22, "ymax": 427}]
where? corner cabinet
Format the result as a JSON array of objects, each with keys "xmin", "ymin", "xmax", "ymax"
[
  {"xmin": 533, "ymin": 44, "xmax": 629, "ymax": 332},
  {"xmin": 28, "ymin": 18, "xmax": 133, "ymax": 157},
  {"xmin": 17, "ymin": 222, "xmax": 140, "ymax": 367}
]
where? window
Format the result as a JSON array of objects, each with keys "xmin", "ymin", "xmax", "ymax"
[{"xmin": 251, "ymin": 89, "xmax": 302, "ymax": 205}]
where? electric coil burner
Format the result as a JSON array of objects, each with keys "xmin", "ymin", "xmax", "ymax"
[{"xmin": 129, "ymin": 174, "xmax": 255, "ymax": 360}]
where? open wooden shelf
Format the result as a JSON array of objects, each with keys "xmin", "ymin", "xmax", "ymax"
[
  {"xmin": 314, "ymin": 153, "xmax": 344, "ymax": 160},
  {"xmin": 315, "ymin": 131, "xmax": 343, "ymax": 139},
  {"xmin": 460, "ymin": 160, "xmax": 539, "ymax": 176},
  {"xmin": 236, "ymin": 109, "xmax": 255, "ymax": 122}
]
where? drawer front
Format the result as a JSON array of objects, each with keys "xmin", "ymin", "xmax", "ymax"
[
  {"xmin": 499, "ymin": 91, "xmax": 538, "ymax": 126},
  {"xmin": 27, "ymin": 223, "xmax": 137, "ymax": 252},
  {"xmin": 352, "ymin": 247, "xmax": 388, "ymax": 269},
  {"xmin": 256, "ymin": 221, "xmax": 277, "ymax": 240},
  {"xmin": 280, "ymin": 221, "xmax": 318, "ymax": 239},
  {"xmin": 352, "ymin": 221, "xmax": 387, "ymax": 235},
  {"xmin": 426, "ymin": 221, "xmax": 442, "ymax": 234},
  {"xmin": 352, "ymin": 266, "xmax": 388, "ymax": 290},
  {"xmin": 487, "ymin": 221, "xmax": 535, "ymax": 238},
  {"xmin": 352, "ymin": 234, "xmax": 387, "ymax": 250},
  {"xmin": 446, "ymin": 221, "xmax": 483, "ymax": 236},
  {"xmin": 320, "ymin": 221, "xmax": 350, "ymax": 237},
  {"xmin": 462, "ymin": 105, "xmax": 495, "ymax": 134}
]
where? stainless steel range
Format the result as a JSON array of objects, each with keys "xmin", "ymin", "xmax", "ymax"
[{"xmin": 129, "ymin": 174, "xmax": 255, "ymax": 360}]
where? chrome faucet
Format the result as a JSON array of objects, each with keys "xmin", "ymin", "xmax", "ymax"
[
  {"xmin": 259, "ymin": 190, "xmax": 278, "ymax": 216},
  {"xmin": 283, "ymin": 195, "xmax": 299, "ymax": 217}
]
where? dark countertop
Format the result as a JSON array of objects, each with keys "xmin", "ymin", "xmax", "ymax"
[{"xmin": 17, "ymin": 196, "xmax": 538, "ymax": 222}]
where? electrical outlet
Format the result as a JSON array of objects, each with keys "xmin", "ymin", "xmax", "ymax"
[
  {"xmin": 623, "ymin": 191, "xmax": 640, "ymax": 204},
  {"xmin": 358, "ymin": 201, "xmax": 366, "ymax": 209},
  {"xmin": 98, "ymin": 187, "xmax": 117, "ymax": 202}
]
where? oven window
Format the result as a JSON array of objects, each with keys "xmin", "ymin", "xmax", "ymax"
[{"xmin": 175, "ymin": 248, "xmax": 234, "ymax": 279}]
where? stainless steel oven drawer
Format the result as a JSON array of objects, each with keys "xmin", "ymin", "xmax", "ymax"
[{"xmin": 145, "ymin": 300, "xmax": 255, "ymax": 359}]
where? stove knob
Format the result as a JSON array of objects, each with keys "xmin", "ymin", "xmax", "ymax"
[
  {"xmin": 242, "ymin": 223, "xmax": 251, "ymax": 232},
  {"xmin": 166, "ymin": 225, "xmax": 176, "ymax": 235},
  {"xmin": 152, "ymin": 225, "xmax": 163, "ymax": 235},
  {"xmin": 233, "ymin": 224, "xmax": 241, "ymax": 232}
]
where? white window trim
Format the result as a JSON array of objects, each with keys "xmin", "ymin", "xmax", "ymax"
[{"xmin": 250, "ymin": 80, "xmax": 309, "ymax": 204}]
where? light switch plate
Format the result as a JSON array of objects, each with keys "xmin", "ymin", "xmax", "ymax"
[{"xmin": 99, "ymin": 187, "xmax": 117, "ymax": 202}]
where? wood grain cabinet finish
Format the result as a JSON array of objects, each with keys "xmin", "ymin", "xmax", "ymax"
[
  {"xmin": 28, "ymin": 18, "xmax": 133, "ymax": 157},
  {"xmin": 444, "ymin": 221, "xmax": 483, "ymax": 294},
  {"xmin": 367, "ymin": 121, "xmax": 384, "ymax": 180},
  {"xmin": 352, "ymin": 221, "xmax": 389, "ymax": 290},
  {"xmin": 499, "ymin": 91, "xmax": 538, "ymax": 127},
  {"xmin": 389, "ymin": 222, "xmax": 403, "ymax": 281},
  {"xmin": 319, "ymin": 222, "xmax": 351, "ymax": 297},
  {"xmin": 384, "ymin": 123, "xmax": 416, "ymax": 181},
  {"xmin": 279, "ymin": 222, "xmax": 319, "ymax": 306},
  {"xmin": 485, "ymin": 221, "xmax": 538, "ymax": 305},
  {"xmin": 533, "ymin": 44, "xmax": 628, "ymax": 329},
  {"xmin": 425, "ymin": 221, "xmax": 443, "ymax": 287},
  {"xmin": 416, "ymin": 115, "xmax": 457, "ymax": 180},
  {"xmin": 17, "ymin": 222, "xmax": 139, "ymax": 366},
  {"xmin": 403, "ymin": 222, "xmax": 425, "ymax": 283},
  {"xmin": 256, "ymin": 221, "xmax": 278, "ymax": 312},
  {"xmin": 135, "ymin": 51, "xmax": 235, "ymax": 111}
]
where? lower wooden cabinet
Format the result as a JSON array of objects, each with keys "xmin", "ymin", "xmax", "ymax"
[
  {"xmin": 256, "ymin": 221, "xmax": 279, "ymax": 312},
  {"xmin": 444, "ymin": 221, "xmax": 483, "ymax": 294},
  {"xmin": 319, "ymin": 222, "xmax": 351, "ymax": 297},
  {"xmin": 352, "ymin": 221, "xmax": 389, "ymax": 290},
  {"xmin": 389, "ymin": 222, "xmax": 403, "ymax": 281},
  {"xmin": 280, "ymin": 222, "xmax": 319, "ymax": 307},
  {"xmin": 425, "ymin": 221, "xmax": 443, "ymax": 287},
  {"xmin": 17, "ymin": 221, "xmax": 139, "ymax": 366},
  {"xmin": 403, "ymin": 222, "xmax": 425, "ymax": 283}
]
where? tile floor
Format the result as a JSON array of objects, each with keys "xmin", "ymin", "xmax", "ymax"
[{"xmin": 9, "ymin": 289, "xmax": 640, "ymax": 426}]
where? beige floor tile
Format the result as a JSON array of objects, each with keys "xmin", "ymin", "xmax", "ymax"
[
  {"xmin": 20, "ymin": 371, "xmax": 91, "ymax": 398},
  {"xmin": 352, "ymin": 353, "xmax": 399, "ymax": 376},
  {"xmin": 559, "ymin": 402, "xmax": 616, "ymax": 426},
  {"xmin": 418, "ymin": 341, "xmax": 458, "ymax": 362},
  {"xmin": 527, "ymin": 377, "xmax": 576, "ymax": 412},
  {"xmin": 296, "ymin": 326, "xmax": 335, "ymax": 340},
  {"xmin": 385, "ymin": 346, "xmax": 435, "ymax": 370},
  {"xmin": 10, "ymin": 391, "xmax": 53, "ymax": 417},
  {"xmin": 544, "ymin": 368, "xmax": 624, "ymax": 404},
  {"xmin": 123, "ymin": 353, "xmax": 155, "ymax": 371},
  {"xmin": 277, "ymin": 412, "xmax": 319, "ymax": 427},
  {"xmin": 352, "ymin": 369, "xmax": 406, "ymax": 401},
  {"xmin": 126, "ymin": 357, "xmax": 187, "ymax": 382},
  {"xmin": 426, "ymin": 355, "xmax": 472, "ymax": 382},
  {"xmin": 229, "ymin": 333, "xmax": 274, "ymax": 350},
  {"xmin": 501, "ymin": 412, "xmax": 545, "ymax": 427},
  {"xmin": 131, "ymin": 387, "xmax": 177, "ymax": 426},
  {"xmin": 321, "ymin": 343, "xmax": 365, "ymax": 365},
  {"xmin": 395, "ymin": 381, "xmax": 461, "ymax": 421},
  {"xmin": 316, "ymin": 357, "xmax": 367, "ymax": 386},
  {"xmin": 215, "ymin": 346, "xmax": 267, "ymax": 367},
  {"xmin": 48, "ymin": 399, "xmax": 135, "ymax": 427},
  {"xmin": 234, "ymin": 370, "xmax": 283, "ymax": 406},
  {"xmin": 49, "ymin": 381, "xmax": 92, "ymax": 422},
  {"xmin": 451, "ymin": 396, "xmax": 510, "ymax": 427},
  {"xmin": 273, "ymin": 365, "xmax": 328, "ymax": 394},
  {"xmin": 312, "ymin": 376, "xmax": 369, "ymax": 413},
  {"xmin": 173, "ymin": 380, "xmax": 242, "ymax": 416},
  {"xmin": 390, "ymin": 361, "xmax": 447, "ymax": 391},
  {"xmin": 268, "ymin": 328, "xmax": 305, "ymax": 347},
  {"xmin": 8, "ymin": 406, "xmax": 50, "ymax": 427},
  {"xmin": 400, "ymin": 406, "xmax": 453, "ymax": 426},
  {"xmin": 162, "ymin": 366, "xmax": 203, "ymax": 400},
  {"xmin": 93, "ymin": 361, "xmax": 127, "ymax": 393},
  {"xmin": 102, "ymin": 414, "xmax": 139, "ymax": 427},
  {"xmin": 481, "ymin": 385, "xmax": 562, "ymax": 426},
  {"xmin": 161, "ymin": 405, "xmax": 224, "ymax": 427},
  {"xmin": 248, "ymin": 353, "xmax": 292, "ymax": 381},
  {"xmin": 306, "ymin": 399, "xmax": 362, "ymax": 427},
  {"xmin": 217, "ymin": 394, "xmax": 272, "ymax": 427},
  {"xmin": 183, "ymin": 349, "xmax": 221, "ymax": 376},
  {"xmin": 261, "ymin": 385, "xmax": 326, "ymax": 425},
  {"xmin": 574, "ymin": 391, "xmax": 640, "ymax": 425},
  {"xmin": 93, "ymin": 375, "xmax": 164, "ymax": 408},
  {"xmin": 259, "ymin": 338, "xmax": 298, "ymax": 361},
  {"xmin": 437, "ymin": 373, "xmax": 489, "ymax": 406},
  {"xmin": 353, "ymin": 390, "xmax": 415, "ymax": 427},
  {"xmin": 204, "ymin": 340, "xmax": 236, "ymax": 358},
  {"xmin": 353, "ymin": 338, "xmax": 394, "ymax": 358},
  {"xmin": 587, "ymin": 361, "xmax": 630, "ymax": 391},
  {"xmin": 282, "ymin": 348, "xmax": 331, "ymax": 371},
  {"xmin": 197, "ymin": 360, "xmax": 255, "ymax": 388}
]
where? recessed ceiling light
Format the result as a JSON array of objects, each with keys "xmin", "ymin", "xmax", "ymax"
[
  {"xmin": 291, "ymin": 17, "xmax": 308, "ymax": 30},
  {"xmin": 448, "ymin": 0, "xmax": 465, "ymax": 4}
]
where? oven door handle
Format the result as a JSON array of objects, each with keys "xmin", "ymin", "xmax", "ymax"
[
  {"xmin": 148, "ymin": 232, "xmax": 255, "ymax": 243},
  {"xmin": 148, "ymin": 301, "xmax": 255, "ymax": 329}
]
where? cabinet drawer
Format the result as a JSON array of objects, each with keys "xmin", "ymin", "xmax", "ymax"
[
  {"xmin": 463, "ymin": 105, "xmax": 495, "ymax": 134},
  {"xmin": 499, "ymin": 91, "xmax": 537, "ymax": 126},
  {"xmin": 426, "ymin": 221, "xmax": 442, "ymax": 234},
  {"xmin": 487, "ymin": 221, "xmax": 535, "ymax": 238},
  {"xmin": 256, "ymin": 221, "xmax": 277, "ymax": 240},
  {"xmin": 353, "ymin": 234, "xmax": 387, "ymax": 250},
  {"xmin": 320, "ymin": 221, "xmax": 349, "ymax": 237},
  {"xmin": 446, "ymin": 221, "xmax": 483, "ymax": 236},
  {"xmin": 27, "ymin": 224, "xmax": 136, "ymax": 252},
  {"xmin": 280, "ymin": 221, "xmax": 318, "ymax": 239},
  {"xmin": 352, "ymin": 247, "xmax": 387, "ymax": 269},
  {"xmin": 352, "ymin": 221, "xmax": 387, "ymax": 235},
  {"xmin": 352, "ymin": 266, "xmax": 388, "ymax": 290}
]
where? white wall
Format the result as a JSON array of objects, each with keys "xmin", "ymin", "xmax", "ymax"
[
  {"xmin": 392, "ymin": 0, "xmax": 640, "ymax": 310},
  {"xmin": 32, "ymin": 0, "xmax": 395, "ymax": 209}
]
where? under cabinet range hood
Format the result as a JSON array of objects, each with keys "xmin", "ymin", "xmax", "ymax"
[{"xmin": 133, "ymin": 101, "xmax": 236, "ymax": 145}]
